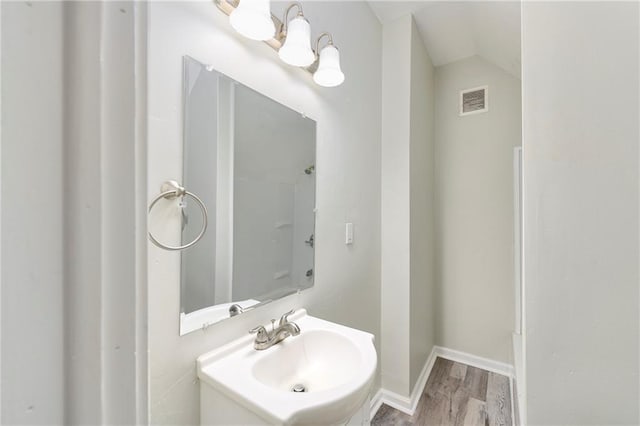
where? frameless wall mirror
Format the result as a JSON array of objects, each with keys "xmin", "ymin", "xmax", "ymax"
[{"xmin": 180, "ymin": 55, "xmax": 316, "ymax": 335}]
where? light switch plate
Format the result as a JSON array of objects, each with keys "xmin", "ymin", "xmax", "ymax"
[{"xmin": 345, "ymin": 223, "xmax": 354, "ymax": 245}]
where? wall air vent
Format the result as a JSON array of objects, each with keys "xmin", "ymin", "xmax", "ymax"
[{"xmin": 459, "ymin": 85, "xmax": 489, "ymax": 116}]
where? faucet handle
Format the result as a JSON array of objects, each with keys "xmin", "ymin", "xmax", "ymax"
[
  {"xmin": 249, "ymin": 325, "xmax": 269, "ymax": 343},
  {"xmin": 278, "ymin": 309, "xmax": 296, "ymax": 326}
]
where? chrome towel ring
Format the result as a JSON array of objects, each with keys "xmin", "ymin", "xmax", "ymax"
[{"xmin": 148, "ymin": 180, "xmax": 208, "ymax": 251}]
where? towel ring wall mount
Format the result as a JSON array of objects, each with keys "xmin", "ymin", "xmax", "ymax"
[{"xmin": 148, "ymin": 180, "xmax": 208, "ymax": 251}]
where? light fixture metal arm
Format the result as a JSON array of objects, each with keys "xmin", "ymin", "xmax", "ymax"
[
  {"xmin": 314, "ymin": 31, "xmax": 334, "ymax": 56},
  {"xmin": 280, "ymin": 2, "xmax": 305, "ymax": 37}
]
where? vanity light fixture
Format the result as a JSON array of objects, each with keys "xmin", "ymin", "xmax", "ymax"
[
  {"xmin": 278, "ymin": 3, "xmax": 315, "ymax": 67},
  {"xmin": 312, "ymin": 33, "xmax": 344, "ymax": 87},
  {"xmin": 215, "ymin": 0, "xmax": 345, "ymax": 88},
  {"xmin": 229, "ymin": 0, "xmax": 275, "ymax": 41}
]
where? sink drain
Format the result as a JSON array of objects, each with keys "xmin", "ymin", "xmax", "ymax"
[{"xmin": 291, "ymin": 384, "xmax": 307, "ymax": 393}]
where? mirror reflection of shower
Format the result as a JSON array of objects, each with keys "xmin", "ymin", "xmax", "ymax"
[
  {"xmin": 305, "ymin": 234, "xmax": 314, "ymax": 248},
  {"xmin": 179, "ymin": 56, "xmax": 317, "ymax": 332}
]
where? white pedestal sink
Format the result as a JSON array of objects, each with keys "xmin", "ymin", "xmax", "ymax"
[{"xmin": 197, "ymin": 309, "xmax": 377, "ymax": 425}]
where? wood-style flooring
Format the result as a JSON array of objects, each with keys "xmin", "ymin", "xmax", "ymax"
[{"xmin": 372, "ymin": 357, "xmax": 512, "ymax": 426}]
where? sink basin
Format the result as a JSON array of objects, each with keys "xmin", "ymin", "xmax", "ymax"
[
  {"xmin": 252, "ymin": 329, "xmax": 362, "ymax": 393},
  {"xmin": 197, "ymin": 309, "xmax": 377, "ymax": 425}
]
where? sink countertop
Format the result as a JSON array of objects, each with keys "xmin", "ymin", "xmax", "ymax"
[{"xmin": 197, "ymin": 309, "xmax": 377, "ymax": 425}]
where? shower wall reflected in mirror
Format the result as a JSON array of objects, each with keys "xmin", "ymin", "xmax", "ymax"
[{"xmin": 180, "ymin": 56, "xmax": 316, "ymax": 334}]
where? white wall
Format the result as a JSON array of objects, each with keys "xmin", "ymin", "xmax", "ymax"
[
  {"xmin": 64, "ymin": 3, "xmax": 144, "ymax": 423},
  {"xmin": 1, "ymin": 3, "xmax": 65, "ymax": 423},
  {"xmin": 63, "ymin": 4, "xmax": 106, "ymax": 420},
  {"xmin": 87, "ymin": 3, "xmax": 145, "ymax": 422},
  {"xmin": 133, "ymin": 4, "xmax": 149, "ymax": 422},
  {"xmin": 380, "ymin": 14, "xmax": 412, "ymax": 397},
  {"xmin": 522, "ymin": 2, "xmax": 639, "ymax": 424},
  {"xmin": 147, "ymin": 2, "xmax": 382, "ymax": 424},
  {"xmin": 0, "ymin": 3, "xmax": 3, "ymax": 419},
  {"xmin": 2, "ymin": 2, "xmax": 146, "ymax": 424},
  {"xmin": 381, "ymin": 14, "xmax": 436, "ymax": 397},
  {"xmin": 434, "ymin": 55, "xmax": 521, "ymax": 363},
  {"xmin": 408, "ymin": 17, "xmax": 436, "ymax": 391}
]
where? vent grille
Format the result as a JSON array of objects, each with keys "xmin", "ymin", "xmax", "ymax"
[{"xmin": 460, "ymin": 85, "xmax": 488, "ymax": 116}]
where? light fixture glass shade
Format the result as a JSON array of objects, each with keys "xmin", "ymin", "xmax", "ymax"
[
  {"xmin": 229, "ymin": 0, "xmax": 275, "ymax": 41},
  {"xmin": 278, "ymin": 16, "xmax": 315, "ymax": 67},
  {"xmin": 313, "ymin": 44, "xmax": 345, "ymax": 87}
]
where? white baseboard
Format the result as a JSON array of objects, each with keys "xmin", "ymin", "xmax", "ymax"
[
  {"xmin": 378, "ymin": 389, "xmax": 413, "ymax": 416},
  {"xmin": 370, "ymin": 347, "xmax": 438, "ymax": 418},
  {"xmin": 434, "ymin": 346, "xmax": 514, "ymax": 378},
  {"xmin": 370, "ymin": 346, "xmax": 515, "ymax": 420},
  {"xmin": 369, "ymin": 388, "xmax": 384, "ymax": 421}
]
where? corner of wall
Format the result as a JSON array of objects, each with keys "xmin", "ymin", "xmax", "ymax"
[
  {"xmin": 380, "ymin": 11, "xmax": 438, "ymax": 396},
  {"xmin": 408, "ymin": 13, "xmax": 437, "ymax": 392},
  {"xmin": 380, "ymin": 12, "xmax": 412, "ymax": 398}
]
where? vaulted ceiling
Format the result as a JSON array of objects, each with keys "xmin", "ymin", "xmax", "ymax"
[{"xmin": 368, "ymin": 1, "xmax": 521, "ymax": 78}]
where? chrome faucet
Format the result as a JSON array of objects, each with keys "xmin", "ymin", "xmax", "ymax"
[{"xmin": 249, "ymin": 309, "xmax": 300, "ymax": 350}]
